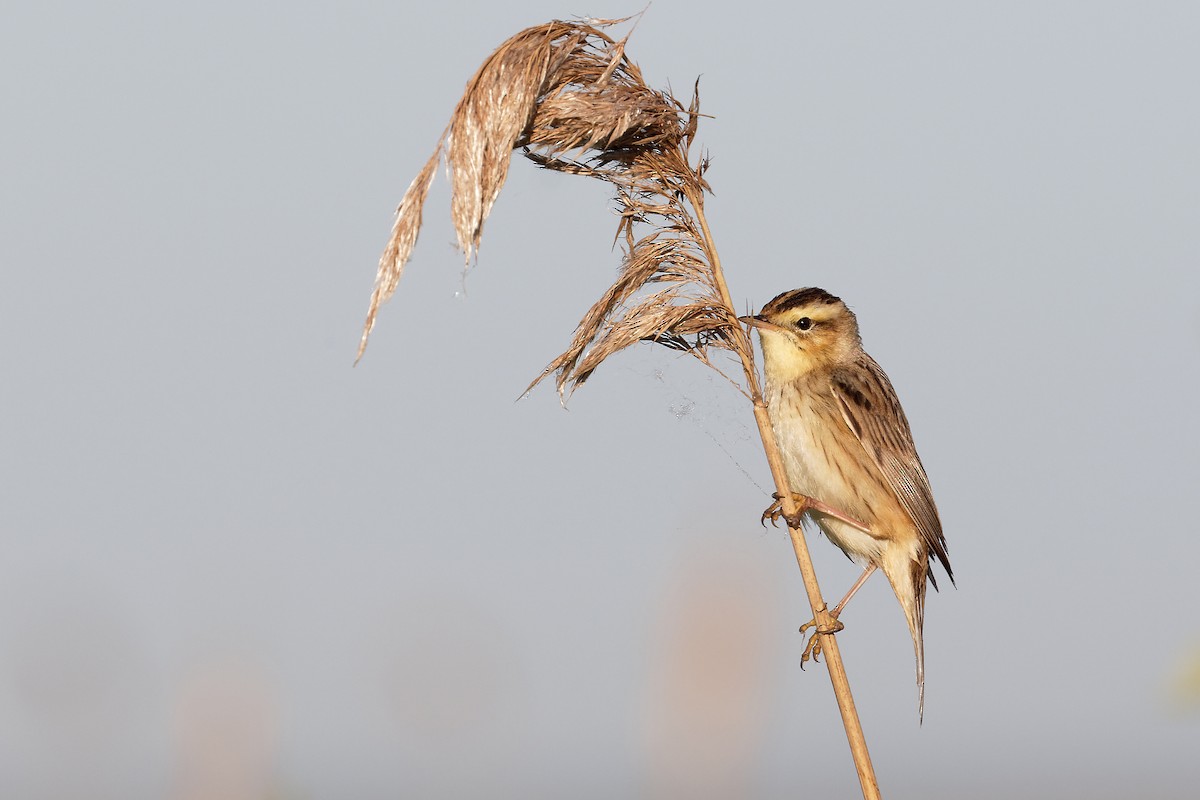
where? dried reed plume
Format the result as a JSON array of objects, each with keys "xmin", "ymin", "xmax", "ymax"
[
  {"xmin": 356, "ymin": 18, "xmax": 739, "ymax": 382},
  {"xmin": 357, "ymin": 18, "xmax": 881, "ymax": 799}
]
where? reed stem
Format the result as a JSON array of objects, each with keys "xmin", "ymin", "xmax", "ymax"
[{"xmin": 683, "ymin": 183, "xmax": 881, "ymax": 800}]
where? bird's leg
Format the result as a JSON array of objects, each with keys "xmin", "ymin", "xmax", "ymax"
[
  {"xmin": 760, "ymin": 491, "xmax": 871, "ymax": 534},
  {"xmin": 830, "ymin": 564, "xmax": 878, "ymax": 619},
  {"xmin": 799, "ymin": 564, "xmax": 879, "ymax": 667}
]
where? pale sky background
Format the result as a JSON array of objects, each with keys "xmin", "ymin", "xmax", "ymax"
[{"xmin": 2, "ymin": 2, "xmax": 1199, "ymax": 799}]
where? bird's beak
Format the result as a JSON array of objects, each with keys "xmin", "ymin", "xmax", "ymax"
[{"xmin": 739, "ymin": 314, "xmax": 787, "ymax": 334}]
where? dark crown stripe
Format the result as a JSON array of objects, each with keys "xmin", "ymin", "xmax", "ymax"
[{"xmin": 762, "ymin": 287, "xmax": 842, "ymax": 315}]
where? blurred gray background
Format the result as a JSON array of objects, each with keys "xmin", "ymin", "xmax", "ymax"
[{"xmin": 2, "ymin": 2, "xmax": 1198, "ymax": 798}]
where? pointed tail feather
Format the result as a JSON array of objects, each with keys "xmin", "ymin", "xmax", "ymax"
[{"xmin": 883, "ymin": 548, "xmax": 929, "ymax": 722}]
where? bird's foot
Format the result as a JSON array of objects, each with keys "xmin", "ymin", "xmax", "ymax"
[
  {"xmin": 798, "ymin": 614, "xmax": 845, "ymax": 669},
  {"xmin": 760, "ymin": 492, "xmax": 871, "ymax": 534},
  {"xmin": 760, "ymin": 493, "xmax": 790, "ymax": 527}
]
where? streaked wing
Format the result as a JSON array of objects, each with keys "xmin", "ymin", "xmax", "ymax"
[{"xmin": 830, "ymin": 354, "xmax": 953, "ymax": 583}]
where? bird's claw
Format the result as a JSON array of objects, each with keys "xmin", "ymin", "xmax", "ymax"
[
  {"xmin": 798, "ymin": 616, "xmax": 844, "ymax": 669},
  {"xmin": 760, "ymin": 492, "xmax": 872, "ymax": 534},
  {"xmin": 760, "ymin": 492, "xmax": 791, "ymax": 527}
]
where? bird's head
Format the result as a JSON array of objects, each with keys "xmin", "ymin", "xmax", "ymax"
[{"xmin": 740, "ymin": 287, "xmax": 862, "ymax": 380}]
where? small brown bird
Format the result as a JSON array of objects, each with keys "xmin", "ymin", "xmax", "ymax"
[{"xmin": 742, "ymin": 288, "xmax": 953, "ymax": 720}]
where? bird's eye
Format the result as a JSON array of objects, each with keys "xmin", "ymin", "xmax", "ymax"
[{"xmin": 796, "ymin": 317, "xmax": 813, "ymax": 331}]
